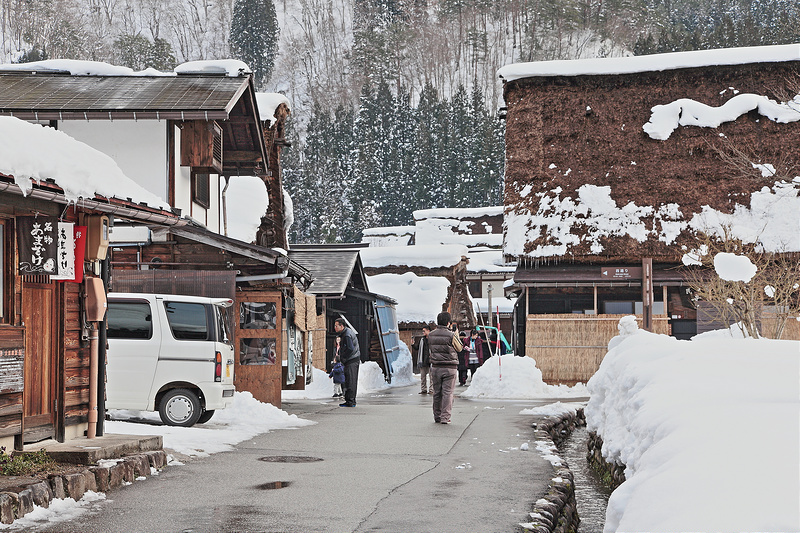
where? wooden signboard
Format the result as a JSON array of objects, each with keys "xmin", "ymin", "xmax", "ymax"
[{"xmin": 599, "ymin": 266, "xmax": 643, "ymax": 280}]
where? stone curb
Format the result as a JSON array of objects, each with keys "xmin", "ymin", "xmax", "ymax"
[
  {"xmin": 0, "ymin": 450, "xmax": 168, "ymax": 525},
  {"xmin": 521, "ymin": 408, "xmax": 586, "ymax": 533}
]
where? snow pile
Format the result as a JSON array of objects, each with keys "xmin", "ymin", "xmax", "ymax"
[
  {"xmin": 389, "ymin": 342, "xmax": 417, "ymax": 386},
  {"xmin": 362, "ymin": 225, "xmax": 415, "ymax": 247},
  {"xmin": 223, "ymin": 176, "xmax": 269, "ymax": 243},
  {"xmin": 0, "ymin": 116, "xmax": 169, "ymax": 209},
  {"xmin": 6, "ymin": 491, "xmax": 107, "ymax": 530},
  {"xmin": 107, "ymin": 391, "xmax": 314, "ymax": 457},
  {"xmin": 498, "ymin": 43, "xmax": 800, "ymax": 81},
  {"xmin": 358, "ymin": 361, "xmax": 391, "ymax": 394},
  {"xmin": 473, "ymin": 297, "xmax": 515, "ymax": 315},
  {"xmin": 461, "ymin": 355, "xmax": 589, "ymax": 399},
  {"xmin": 282, "ymin": 367, "xmax": 335, "ymax": 400},
  {"xmin": 586, "ymin": 320, "xmax": 800, "ymax": 532},
  {"xmin": 255, "ymin": 92, "xmax": 291, "ymax": 124},
  {"xmin": 644, "ymin": 93, "xmax": 800, "ymax": 140},
  {"xmin": 519, "ymin": 401, "xmax": 583, "ymax": 417},
  {"xmin": 713, "ymin": 252, "xmax": 757, "ymax": 282},
  {"xmin": 366, "ymin": 272, "xmax": 449, "ymax": 324},
  {"xmin": 505, "ymin": 179, "xmax": 800, "ymax": 258},
  {"xmin": 360, "ymin": 244, "xmax": 467, "ymax": 268}
]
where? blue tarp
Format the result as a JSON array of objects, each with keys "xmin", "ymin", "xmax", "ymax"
[{"xmin": 373, "ymin": 296, "xmax": 401, "ymax": 381}]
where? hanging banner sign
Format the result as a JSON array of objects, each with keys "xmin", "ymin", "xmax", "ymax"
[
  {"xmin": 50, "ymin": 222, "xmax": 76, "ymax": 281},
  {"xmin": 71, "ymin": 226, "xmax": 87, "ymax": 284},
  {"xmin": 17, "ymin": 216, "xmax": 57, "ymax": 275}
]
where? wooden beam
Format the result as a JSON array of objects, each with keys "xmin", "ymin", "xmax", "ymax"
[{"xmin": 224, "ymin": 151, "xmax": 263, "ymax": 163}]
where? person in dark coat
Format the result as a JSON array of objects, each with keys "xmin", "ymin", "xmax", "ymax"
[
  {"xmin": 412, "ymin": 325, "xmax": 433, "ymax": 394},
  {"xmin": 466, "ymin": 330, "xmax": 485, "ymax": 381},
  {"xmin": 428, "ymin": 311, "xmax": 463, "ymax": 424},
  {"xmin": 334, "ymin": 317, "xmax": 361, "ymax": 407},
  {"xmin": 457, "ymin": 331, "xmax": 469, "ymax": 385},
  {"xmin": 328, "ymin": 354, "xmax": 345, "ymax": 398}
]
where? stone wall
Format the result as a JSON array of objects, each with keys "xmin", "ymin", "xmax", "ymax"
[
  {"xmin": 0, "ymin": 451, "xmax": 167, "ymax": 525},
  {"xmin": 521, "ymin": 408, "xmax": 586, "ymax": 533},
  {"xmin": 586, "ymin": 431, "xmax": 625, "ymax": 490}
]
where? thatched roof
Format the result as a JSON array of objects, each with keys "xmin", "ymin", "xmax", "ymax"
[{"xmin": 502, "ymin": 48, "xmax": 800, "ymax": 263}]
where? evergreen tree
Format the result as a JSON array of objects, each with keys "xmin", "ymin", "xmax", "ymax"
[{"xmin": 230, "ymin": 0, "xmax": 280, "ymax": 89}]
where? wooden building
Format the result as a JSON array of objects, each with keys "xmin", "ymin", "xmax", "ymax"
[
  {"xmin": 498, "ymin": 44, "xmax": 800, "ymax": 384},
  {"xmin": 0, "ymin": 61, "xmax": 317, "ymax": 407},
  {"xmin": 0, "ymin": 116, "xmax": 181, "ymax": 448},
  {"xmin": 288, "ymin": 245, "xmax": 400, "ymax": 379}
]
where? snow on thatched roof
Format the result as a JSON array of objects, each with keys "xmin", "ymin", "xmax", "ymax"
[{"xmin": 498, "ymin": 43, "xmax": 800, "ymax": 81}]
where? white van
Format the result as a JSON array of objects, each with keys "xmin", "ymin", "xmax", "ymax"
[{"xmin": 106, "ymin": 293, "xmax": 235, "ymax": 427}]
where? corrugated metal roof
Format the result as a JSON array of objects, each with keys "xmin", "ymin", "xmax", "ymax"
[
  {"xmin": 0, "ymin": 73, "xmax": 249, "ymax": 119},
  {"xmin": 289, "ymin": 249, "xmax": 360, "ymax": 297}
]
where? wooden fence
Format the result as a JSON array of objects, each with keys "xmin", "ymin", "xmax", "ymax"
[{"xmin": 526, "ymin": 314, "xmax": 671, "ymax": 385}]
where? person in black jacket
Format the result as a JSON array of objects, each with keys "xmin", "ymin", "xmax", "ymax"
[
  {"xmin": 412, "ymin": 325, "xmax": 432, "ymax": 394},
  {"xmin": 334, "ymin": 318, "xmax": 361, "ymax": 407}
]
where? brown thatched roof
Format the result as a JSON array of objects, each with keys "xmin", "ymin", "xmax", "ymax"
[{"xmin": 502, "ymin": 58, "xmax": 800, "ymax": 263}]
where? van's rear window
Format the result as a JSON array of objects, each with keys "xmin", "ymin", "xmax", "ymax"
[
  {"xmin": 164, "ymin": 302, "xmax": 209, "ymax": 340},
  {"xmin": 108, "ymin": 302, "xmax": 153, "ymax": 339}
]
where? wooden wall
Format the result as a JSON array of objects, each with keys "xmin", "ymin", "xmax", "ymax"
[
  {"xmin": 525, "ymin": 314, "xmax": 670, "ymax": 385},
  {"xmin": 0, "ymin": 327, "xmax": 24, "ymax": 438}
]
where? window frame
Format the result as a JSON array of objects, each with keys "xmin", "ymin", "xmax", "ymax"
[{"xmin": 191, "ymin": 171, "xmax": 211, "ymax": 209}]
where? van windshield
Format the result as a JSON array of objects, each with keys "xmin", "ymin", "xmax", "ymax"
[{"xmin": 216, "ymin": 306, "xmax": 233, "ymax": 346}]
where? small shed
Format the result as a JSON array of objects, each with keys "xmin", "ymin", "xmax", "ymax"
[{"xmin": 288, "ymin": 245, "xmax": 395, "ymax": 377}]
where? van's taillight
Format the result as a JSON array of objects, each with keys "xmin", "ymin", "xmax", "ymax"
[{"xmin": 214, "ymin": 351, "xmax": 222, "ymax": 382}]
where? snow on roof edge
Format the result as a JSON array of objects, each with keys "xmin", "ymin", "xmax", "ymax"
[
  {"xmin": 413, "ymin": 206, "xmax": 503, "ymax": 220},
  {"xmin": 498, "ymin": 43, "xmax": 800, "ymax": 81}
]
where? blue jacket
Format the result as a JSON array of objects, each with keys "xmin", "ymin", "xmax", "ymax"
[{"xmin": 328, "ymin": 362, "xmax": 345, "ymax": 384}]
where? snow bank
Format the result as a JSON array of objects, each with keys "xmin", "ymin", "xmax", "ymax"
[
  {"xmin": 107, "ymin": 391, "xmax": 314, "ymax": 457},
  {"xmin": 461, "ymin": 355, "xmax": 589, "ymax": 399},
  {"xmin": 586, "ymin": 320, "xmax": 800, "ymax": 532}
]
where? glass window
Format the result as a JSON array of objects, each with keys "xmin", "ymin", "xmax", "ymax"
[
  {"xmin": 107, "ymin": 302, "xmax": 153, "ymax": 339},
  {"xmin": 240, "ymin": 302, "xmax": 277, "ymax": 329},
  {"xmin": 192, "ymin": 172, "xmax": 210, "ymax": 208},
  {"xmin": 240, "ymin": 338, "xmax": 277, "ymax": 365},
  {"xmin": 164, "ymin": 302, "xmax": 209, "ymax": 340}
]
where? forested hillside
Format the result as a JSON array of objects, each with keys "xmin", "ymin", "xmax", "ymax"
[{"xmin": 2, "ymin": 0, "xmax": 798, "ymax": 242}]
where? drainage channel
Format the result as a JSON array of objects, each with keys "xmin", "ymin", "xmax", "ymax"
[{"xmin": 559, "ymin": 426, "xmax": 612, "ymax": 533}]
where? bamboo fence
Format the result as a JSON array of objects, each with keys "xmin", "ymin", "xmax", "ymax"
[{"xmin": 525, "ymin": 314, "xmax": 670, "ymax": 385}]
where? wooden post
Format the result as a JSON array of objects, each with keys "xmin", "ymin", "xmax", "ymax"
[
  {"xmin": 593, "ymin": 285, "xmax": 598, "ymax": 314},
  {"xmin": 642, "ymin": 258, "xmax": 654, "ymax": 331}
]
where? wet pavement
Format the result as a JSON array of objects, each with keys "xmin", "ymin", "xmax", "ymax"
[{"xmin": 37, "ymin": 384, "xmax": 581, "ymax": 533}]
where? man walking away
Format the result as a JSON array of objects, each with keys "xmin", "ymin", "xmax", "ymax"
[
  {"xmin": 334, "ymin": 318, "xmax": 361, "ymax": 407},
  {"xmin": 412, "ymin": 325, "xmax": 432, "ymax": 394},
  {"xmin": 428, "ymin": 312, "xmax": 463, "ymax": 424}
]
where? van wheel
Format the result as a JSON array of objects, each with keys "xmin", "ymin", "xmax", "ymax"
[
  {"xmin": 197, "ymin": 410, "xmax": 215, "ymax": 424},
  {"xmin": 159, "ymin": 389, "xmax": 202, "ymax": 427}
]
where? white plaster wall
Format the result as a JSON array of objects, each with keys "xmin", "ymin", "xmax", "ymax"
[{"xmin": 59, "ymin": 121, "xmax": 168, "ymax": 201}]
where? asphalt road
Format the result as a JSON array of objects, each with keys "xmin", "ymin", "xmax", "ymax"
[{"xmin": 38, "ymin": 385, "xmax": 568, "ymax": 533}]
